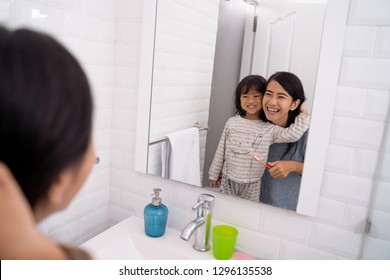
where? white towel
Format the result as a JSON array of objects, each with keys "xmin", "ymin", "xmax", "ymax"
[{"xmin": 161, "ymin": 127, "xmax": 201, "ymax": 186}]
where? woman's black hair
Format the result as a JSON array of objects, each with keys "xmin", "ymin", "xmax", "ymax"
[
  {"xmin": 235, "ymin": 75, "xmax": 267, "ymax": 117},
  {"xmin": 0, "ymin": 26, "xmax": 93, "ymax": 208},
  {"xmin": 259, "ymin": 71, "xmax": 306, "ymax": 127}
]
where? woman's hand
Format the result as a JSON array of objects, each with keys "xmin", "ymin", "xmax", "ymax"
[{"xmin": 267, "ymin": 160, "xmax": 304, "ymax": 178}]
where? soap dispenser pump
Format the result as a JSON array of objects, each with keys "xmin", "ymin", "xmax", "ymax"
[{"xmin": 144, "ymin": 188, "xmax": 168, "ymax": 237}]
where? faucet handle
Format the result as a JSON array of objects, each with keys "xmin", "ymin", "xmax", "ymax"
[
  {"xmin": 192, "ymin": 200, "xmax": 204, "ymax": 211},
  {"xmin": 192, "ymin": 193, "xmax": 215, "ymax": 210}
]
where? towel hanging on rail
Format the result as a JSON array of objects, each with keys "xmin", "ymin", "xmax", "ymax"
[
  {"xmin": 149, "ymin": 123, "xmax": 208, "ymax": 146},
  {"xmin": 161, "ymin": 127, "xmax": 201, "ymax": 187}
]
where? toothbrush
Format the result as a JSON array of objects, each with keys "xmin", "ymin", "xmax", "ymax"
[{"xmin": 253, "ymin": 154, "xmax": 273, "ymax": 169}]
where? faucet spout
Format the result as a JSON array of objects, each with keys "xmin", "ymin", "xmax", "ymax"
[
  {"xmin": 180, "ymin": 217, "xmax": 205, "ymax": 241},
  {"xmin": 180, "ymin": 193, "xmax": 215, "ymax": 252}
]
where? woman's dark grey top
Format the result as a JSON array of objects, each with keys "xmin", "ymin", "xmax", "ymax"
[{"xmin": 260, "ymin": 131, "xmax": 308, "ymax": 211}]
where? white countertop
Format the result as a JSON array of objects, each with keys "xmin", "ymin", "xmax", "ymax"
[{"xmin": 80, "ymin": 215, "xmax": 215, "ymax": 260}]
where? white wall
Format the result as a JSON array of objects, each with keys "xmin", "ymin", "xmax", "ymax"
[
  {"xmin": 109, "ymin": 0, "xmax": 144, "ymax": 227},
  {"xmin": 1, "ymin": 0, "xmax": 389, "ymax": 259},
  {"xmin": 147, "ymin": 0, "xmax": 219, "ymax": 180},
  {"xmin": 331, "ymin": 0, "xmax": 390, "ymax": 259}
]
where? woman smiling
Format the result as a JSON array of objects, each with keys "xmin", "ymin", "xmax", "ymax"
[{"xmin": 259, "ymin": 72, "xmax": 308, "ymax": 211}]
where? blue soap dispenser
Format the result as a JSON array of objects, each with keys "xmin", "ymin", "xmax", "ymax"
[{"xmin": 144, "ymin": 188, "xmax": 168, "ymax": 237}]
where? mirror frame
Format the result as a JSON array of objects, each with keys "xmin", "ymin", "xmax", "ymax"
[{"xmin": 135, "ymin": 0, "xmax": 350, "ymax": 217}]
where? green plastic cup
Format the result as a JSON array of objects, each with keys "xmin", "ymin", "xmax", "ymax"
[{"xmin": 212, "ymin": 225, "xmax": 238, "ymax": 260}]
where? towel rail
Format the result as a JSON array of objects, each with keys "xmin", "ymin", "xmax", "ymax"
[{"xmin": 148, "ymin": 123, "xmax": 208, "ymax": 146}]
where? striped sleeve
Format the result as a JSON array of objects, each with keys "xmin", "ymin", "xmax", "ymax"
[
  {"xmin": 271, "ymin": 113, "xmax": 311, "ymax": 144},
  {"xmin": 208, "ymin": 120, "xmax": 228, "ymax": 180}
]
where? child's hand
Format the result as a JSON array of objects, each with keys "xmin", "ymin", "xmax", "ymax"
[
  {"xmin": 209, "ymin": 172, "xmax": 222, "ymax": 188},
  {"xmin": 300, "ymin": 105, "xmax": 308, "ymax": 115},
  {"xmin": 209, "ymin": 179, "xmax": 220, "ymax": 188}
]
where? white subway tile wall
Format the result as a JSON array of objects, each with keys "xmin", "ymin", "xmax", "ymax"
[
  {"xmin": 315, "ymin": 198, "xmax": 346, "ymax": 226},
  {"xmin": 280, "ymin": 240, "xmax": 338, "ymax": 260},
  {"xmin": 1, "ymin": 0, "xmax": 389, "ymax": 259},
  {"xmin": 343, "ymin": 26, "xmax": 377, "ymax": 56},
  {"xmin": 311, "ymin": 224, "xmax": 363, "ymax": 258},
  {"xmin": 261, "ymin": 210, "xmax": 313, "ymax": 244},
  {"xmin": 348, "ymin": 0, "xmax": 390, "ymax": 25},
  {"xmin": 325, "ymin": 144, "xmax": 356, "ymax": 174},
  {"xmin": 376, "ymin": 27, "xmax": 390, "ymax": 57},
  {"xmin": 146, "ymin": 0, "xmax": 219, "ymax": 177}
]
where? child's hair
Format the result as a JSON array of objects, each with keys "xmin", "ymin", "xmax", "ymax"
[
  {"xmin": 259, "ymin": 71, "xmax": 306, "ymax": 127},
  {"xmin": 0, "ymin": 26, "xmax": 93, "ymax": 208},
  {"xmin": 235, "ymin": 75, "xmax": 267, "ymax": 117}
]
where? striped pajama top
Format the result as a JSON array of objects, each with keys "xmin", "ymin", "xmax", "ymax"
[{"xmin": 209, "ymin": 113, "xmax": 310, "ymax": 187}]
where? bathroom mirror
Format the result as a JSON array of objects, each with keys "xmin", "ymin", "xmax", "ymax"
[{"xmin": 136, "ymin": 0, "xmax": 349, "ymax": 216}]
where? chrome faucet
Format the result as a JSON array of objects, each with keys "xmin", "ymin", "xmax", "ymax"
[{"xmin": 180, "ymin": 193, "xmax": 215, "ymax": 251}]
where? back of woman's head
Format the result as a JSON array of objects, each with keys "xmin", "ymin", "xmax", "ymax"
[
  {"xmin": 0, "ymin": 26, "xmax": 93, "ymax": 208},
  {"xmin": 235, "ymin": 75, "xmax": 267, "ymax": 117},
  {"xmin": 261, "ymin": 71, "xmax": 306, "ymax": 126}
]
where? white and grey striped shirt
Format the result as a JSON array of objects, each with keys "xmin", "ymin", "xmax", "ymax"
[{"xmin": 209, "ymin": 113, "xmax": 310, "ymax": 185}]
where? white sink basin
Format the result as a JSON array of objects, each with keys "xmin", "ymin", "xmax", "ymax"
[{"xmin": 80, "ymin": 216, "xmax": 215, "ymax": 260}]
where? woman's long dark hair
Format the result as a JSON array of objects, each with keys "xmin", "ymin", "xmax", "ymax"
[
  {"xmin": 259, "ymin": 71, "xmax": 306, "ymax": 127},
  {"xmin": 235, "ymin": 75, "xmax": 267, "ymax": 117},
  {"xmin": 0, "ymin": 26, "xmax": 93, "ymax": 208}
]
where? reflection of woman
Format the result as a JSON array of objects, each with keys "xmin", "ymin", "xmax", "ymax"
[
  {"xmin": 259, "ymin": 72, "xmax": 307, "ymax": 211},
  {"xmin": 0, "ymin": 26, "xmax": 95, "ymax": 259}
]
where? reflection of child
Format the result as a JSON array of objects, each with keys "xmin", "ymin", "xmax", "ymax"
[{"xmin": 208, "ymin": 75, "xmax": 310, "ymax": 201}]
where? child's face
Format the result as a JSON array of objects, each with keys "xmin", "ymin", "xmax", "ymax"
[{"xmin": 240, "ymin": 87, "xmax": 263, "ymax": 120}]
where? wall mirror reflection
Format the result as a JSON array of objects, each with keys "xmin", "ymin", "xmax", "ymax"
[{"xmin": 136, "ymin": 0, "xmax": 336, "ymax": 217}]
